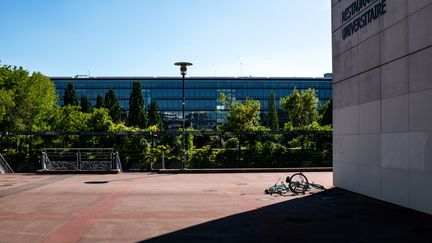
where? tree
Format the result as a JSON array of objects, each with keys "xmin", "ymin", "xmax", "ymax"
[
  {"xmin": 80, "ymin": 95, "xmax": 91, "ymax": 113},
  {"xmin": 0, "ymin": 66, "xmax": 57, "ymax": 132},
  {"xmin": 280, "ymin": 88, "xmax": 324, "ymax": 149},
  {"xmin": 52, "ymin": 106, "xmax": 90, "ymax": 132},
  {"xmin": 63, "ymin": 83, "xmax": 78, "ymax": 106},
  {"xmin": 148, "ymin": 100, "xmax": 162, "ymax": 128},
  {"xmin": 95, "ymin": 95, "xmax": 104, "ymax": 108},
  {"xmin": 267, "ymin": 91, "xmax": 279, "ymax": 131},
  {"xmin": 0, "ymin": 89, "xmax": 14, "ymax": 130},
  {"xmin": 88, "ymin": 108, "xmax": 113, "ymax": 131},
  {"xmin": 319, "ymin": 99, "xmax": 332, "ymax": 126},
  {"xmin": 280, "ymin": 88, "xmax": 319, "ymax": 129},
  {"xmin": 104, "ymin": 90, "xmax": 122, "ymax": 123},
  {"xmin": 218, "ymin": 93, "xmax": 267, "ymax": 134},
  {"xmin": 128, "ymin": 81, "xmax": 147, "ymax": 128}
]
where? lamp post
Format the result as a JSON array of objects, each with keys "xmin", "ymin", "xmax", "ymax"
[{"xmin": 174, "ymin": 62, "xmax": 192, "ymax": 169}]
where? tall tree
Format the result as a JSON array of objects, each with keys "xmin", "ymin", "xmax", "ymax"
[
  {"xmin": 80, "ymin": 95, "xmax": 91, "ymax": 113},
  {"xmin": 63, "ymin": 83, "xmax": 78, "ymax": 106},
  {"xmin": 128, "ymin": 81, "xmax": 147, "ymax": 128},
  {"xmin": 148, "ymin": 100, "xmax": 162, "ymax": 128},
  {"xmin": 95, "ymin": 95, "xmax": 104, "ymax": 108},
  {"xmin": 104, "ymin": 90, "xmax": 122, "ymax": 123},
  {"xmin": 267, "ymin": 91, "xmax": 279, "ymax": 131},
  {"xmin": 319, "ymin": 99, "xmax": 332, "ymax": 126},
  {"xmin": 280, "ymin": 88, "xmax": 320, "ymax": 129}
]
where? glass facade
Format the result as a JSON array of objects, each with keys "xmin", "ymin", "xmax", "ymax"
[{"xmin": 51, "ymin": 76, "xmax": 332, "ymax": 129}]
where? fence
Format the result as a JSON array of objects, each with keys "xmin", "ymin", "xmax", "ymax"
[
  {"xmin": 41, "ymin": 148, "xmax": 122, "ymax": 172},
  {"xmin": 0, "ymin": 131, "xmax": 332, "ymax": 172}
]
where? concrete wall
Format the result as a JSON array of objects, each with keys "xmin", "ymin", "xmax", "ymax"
[{"xmin": 332, "ymin": 0, "xmax": 432, "ymax": 214}]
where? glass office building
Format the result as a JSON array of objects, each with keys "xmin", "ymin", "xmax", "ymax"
[{"xmin": 51, "ymin": 76, "xmax": 332, "ymax": 129}]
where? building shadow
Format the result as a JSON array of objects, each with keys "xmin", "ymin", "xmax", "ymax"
[{"xmin": 138, "ymin": 188, "xmax": 432, "ymax": 243}]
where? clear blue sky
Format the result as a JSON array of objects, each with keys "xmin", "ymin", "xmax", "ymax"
[{"xmin": 0, "ymin": 0, "xmax": 332, "ymax": 77}]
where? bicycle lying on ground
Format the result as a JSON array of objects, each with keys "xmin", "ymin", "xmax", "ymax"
[{"xmin": 264, "ymin": 172, "xmax": 325, "ymax": 195}]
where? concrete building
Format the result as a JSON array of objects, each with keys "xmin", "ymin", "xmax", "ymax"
[{"xmin": 332, "ymin": 0, "xmax": 432, "ymax": 214}]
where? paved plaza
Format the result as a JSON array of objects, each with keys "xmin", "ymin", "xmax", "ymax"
[{"xmin": 0, "ymin": 172, "xmax": 431, "ymax": 242}]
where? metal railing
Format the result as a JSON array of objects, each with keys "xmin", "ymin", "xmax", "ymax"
[
  {"xmin": 0, "ymin": 153, "xmax": 14, "ymax": 173},
  {"xmin": 0, "ymin": 131, "xmax": 331, "ymax": 172},
  {"xmin": 41, "ymin": 148, "xmax": 122, "ymax": 172}
]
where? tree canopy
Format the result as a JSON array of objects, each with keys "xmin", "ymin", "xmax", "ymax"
[
  {"xmin": 63, "ymin": 83, "xmax": 78, "ymax": 106},
  {"xmin": 51, "ymin": 106, "xmax": 90, "ymax": 132},
  {"xmin": 218, "ymin": 93, "xmax": 267, "ymax": 134},
  {"xmin": 319, "ymin": 99, "xmax": 332, "ymax": 126},
  {"xmin": 148, "ymin": 100, "xmax": 162, "ymax": 129},
  {"xmin": 267, "ymin": 91, "xmax": 279, "ymax": 131},
  {"xmin": 280, "ymin": 88, "xmax": 320, "ymax": 129},
  {"xmin": 0, "ymin": 65, "xmax": 333, "ymax": 171},
  {"xmin": 80, "ymin": 95, "xmax": 91, "ymax": 113},
  {"xmin": 128, "ymin": 81, "xmax": 147, "ymax": 128},
  {"xmin": 88, "ymin": 108, "xmax": 114, "ymax": 131},
  {"xmin": 95, "ymin": 95, "xmax": 105, "ymax": 108},
  {"xmin": 0, "ymin": 66, "xmax": 57, "ymax": 132},
  {"xmin": 0, "ymin": 65, "xmax": 332, "ymax": 136},
  {"xmin": 104, "ymin": 90, "xmax": 122, "ymax": 123}
]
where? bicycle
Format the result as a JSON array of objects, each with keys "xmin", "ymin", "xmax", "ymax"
[
  {"xmin": 265, "ymin": 172, "xmax": 309, "ymax": 195},
  {"xmin": 264, "ymin": 178, "xmax": 289, "ymax": 195}
]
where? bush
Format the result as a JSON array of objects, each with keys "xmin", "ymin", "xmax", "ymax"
[
  {"xmin": 187, "ymin": 145, "xmax": 217, "ymax": 168},
  {"xmin": 214, "ymin": 148, "xmax": 239, "ymax": 168},
  {"xmin": 225, "ymin": 137, "xmax": 239, "ymax": 148}
]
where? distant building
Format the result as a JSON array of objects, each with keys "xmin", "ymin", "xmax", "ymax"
[{"xmin": 51, "ymin": 76, "xmax": 332, "ymax": 129}]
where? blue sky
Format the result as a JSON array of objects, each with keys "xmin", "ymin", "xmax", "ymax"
[{"xmin": 0, "ymin": 0, "xmax": 332, "ymax": 77}]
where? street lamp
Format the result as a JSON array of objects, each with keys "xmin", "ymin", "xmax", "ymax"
[{"xmin": 174, "ymin": 62, "xmax": 192, "ymax": 169}]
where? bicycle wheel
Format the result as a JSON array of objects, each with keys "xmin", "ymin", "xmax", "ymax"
[{"xmin": 288, "ymin": 173, "xmax": 309, "ymax": 194}]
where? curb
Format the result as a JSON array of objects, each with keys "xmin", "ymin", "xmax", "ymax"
[
  {"xmin": 157, "ymin": 167, "xmax": 333, "ymax": 174},
  {"xmin": 36, "ymin": 170, "xmax": 121, "ymax": 174}
]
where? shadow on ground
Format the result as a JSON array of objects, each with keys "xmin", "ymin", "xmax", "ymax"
[{"xmin": 139, "ymin": 188, "xmax": 432, "ymax": 243}]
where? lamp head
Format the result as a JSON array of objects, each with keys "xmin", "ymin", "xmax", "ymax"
[{"xmin": 175, "ymin": 62, "xmax": 193, "ymax": 76}]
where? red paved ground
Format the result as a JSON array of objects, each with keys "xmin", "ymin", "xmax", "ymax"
[
  {"xmin": 0, "ymin": 172, "xmax": 330, "ymax": 243},
  {"xmin": 1, "ymin": 172, "xmax": 431, "ymax": 243}
]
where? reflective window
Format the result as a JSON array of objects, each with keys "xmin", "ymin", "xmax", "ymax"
[{"xmin": 52, "ymin": 77, "xmax": 332, "ymax": 128}]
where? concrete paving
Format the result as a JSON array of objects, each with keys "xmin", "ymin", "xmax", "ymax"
[{"xmin": 0, "ymin": 172, "xmax": 430, "ymax": 243}]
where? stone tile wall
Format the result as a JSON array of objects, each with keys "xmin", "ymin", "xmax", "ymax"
[{"xmin": 332, "ymin": 0, "xmax": 432, "ymax": 214}]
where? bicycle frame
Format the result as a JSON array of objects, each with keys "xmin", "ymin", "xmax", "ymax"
[
  {"xmin": 264, "ymin": 179, "xmax": 290, "ymax": 195},
  {"xmin": 265, "ymin": 172, "xmax": 325, "ymax": 195}
]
